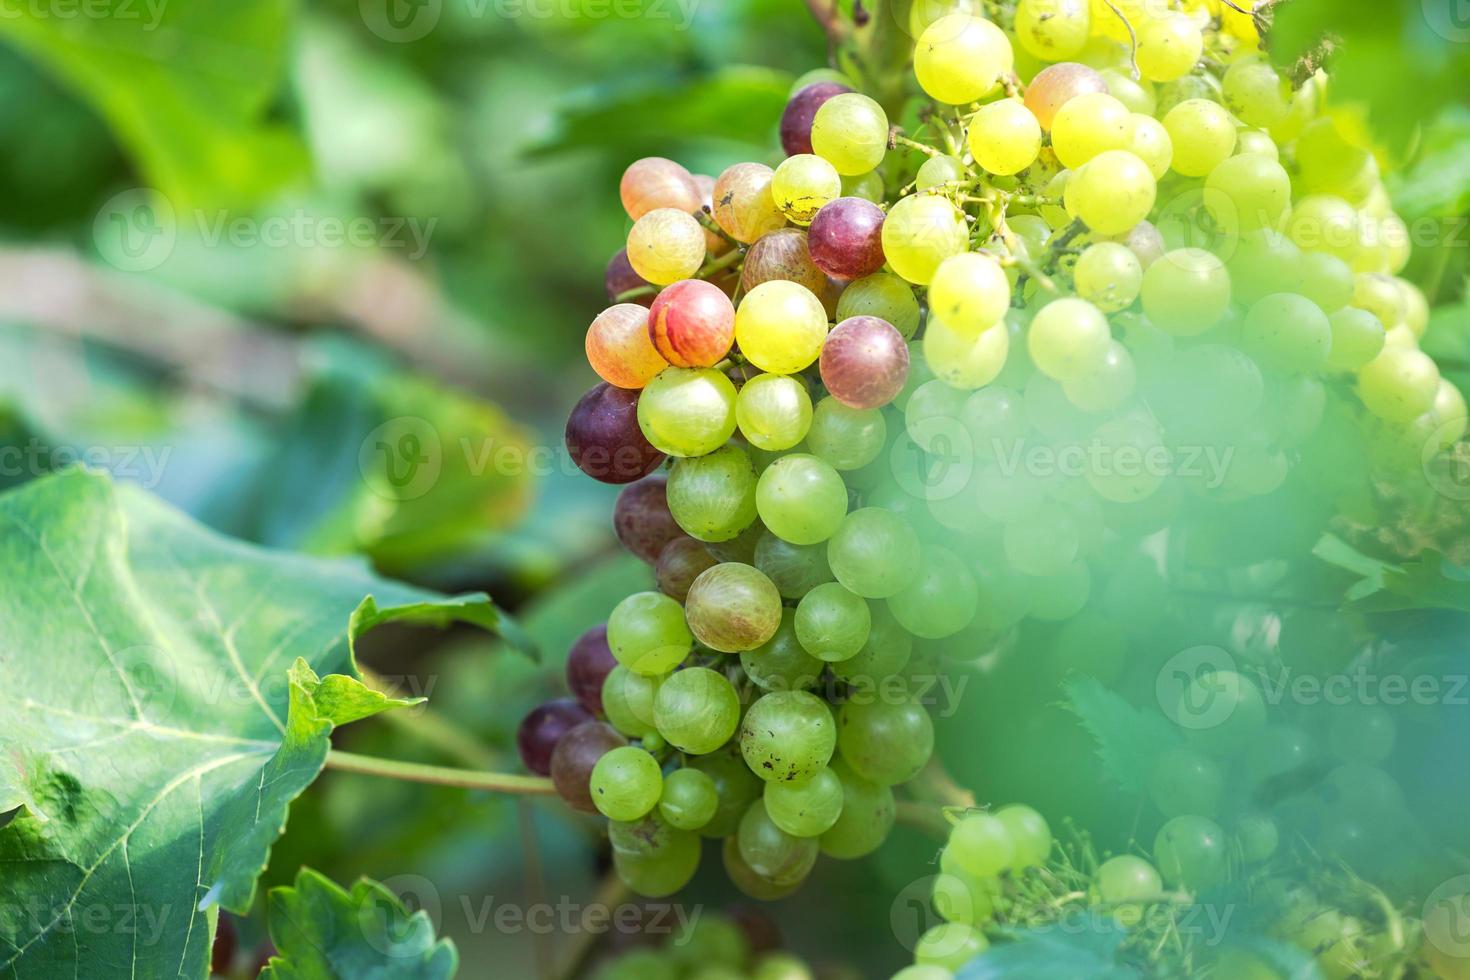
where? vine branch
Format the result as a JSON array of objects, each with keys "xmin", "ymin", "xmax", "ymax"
[{"xmin": 324, "ymin": 749, "xmax": 557, "ymax": 794}]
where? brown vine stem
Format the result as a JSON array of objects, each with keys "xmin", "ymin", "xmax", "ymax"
[
  {"xmin": 803, "ymin": 0, "xmax": 850, "ymax": 60},
  {"xmin": 324, "ymin": 750, "xmax": 557, "ymax": 794}
]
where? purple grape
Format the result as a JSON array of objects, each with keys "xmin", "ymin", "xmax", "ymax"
[
  {"xmin": 819, "ymin": 316, "xmax": 910, "ymax": 410},
  {"xmin": 614, "ymin": 476, "xmax": 685, "ymax": 563},
  {"xmin": 780, "ymin": 82, "xmax": 852, "ymax": 157},
  {"xmin": 566, "ymin": 624, "xmax": 617, "ymax": 715},
  {"xmin": 741, "ymin": 228, "xmax": 827, "ymax": 294},
  {"xmin": 517, "ymin": 698, "xmax": 594, "ymax": 776},
  {"xmin": 605, "ymin": 248, "xmax": 653, "ymax": 307},
  {"xmin": 550, "ymin": 720, "xmax": 628, "ymax": 813},
  {"xmin": 565, "ymin": 382, "xmax": 666, "ymax": 484},
  {"xmin": 656, "ymin": 537, "xmax": 718, "ymax": 601},
  {"xmin": 808, "ymin": 197, "xmax": 887, "ymax": 281}
]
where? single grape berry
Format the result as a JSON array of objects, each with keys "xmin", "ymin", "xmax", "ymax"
[
  {"xmin": 807, "ymin": 197, "xmax": 887, "ymax": 281},
  {"xmin": 780, "ymin": 81, "xmax": 852, "ymax": 157},
  {"xmin": 550, "ymin": 720, "xmax": 628, "ymax": 813},
  {"xmin": 648, "ymin": 279, "xmax": 737, "ymax": 368},
  {"xmin": 820, "ymin": 316, "xmax": 910, "ymax": 410},
  {"xmin": 565, "ymin": 383, "xmax": 665, "ymax": 484},
  {"xmin": 517, "ymin": 698, "xmax": 594, "ymax": 776},
  {"xmin": 566, "ymin": 624, "xmax": 617, "ymax": 716},
  {"xmin": 613, "ymin": 476, "xmax": 684, "ymax": 564}
]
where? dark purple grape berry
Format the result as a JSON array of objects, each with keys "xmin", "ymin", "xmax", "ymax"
[
  {"xmin": 566, "ymin": 624, "xmax": 617, "ymax": 715},
  {"xmin": 780, "ymin": 82, "xmax": 851, "ymax": 157},
  {"xmin": 211, "ymin": 915, "xmax": 238, "ymax": 975},
  {"xmin": 614, "ymin": 476, "xmax": 684, "ymax": 563},
  {"xmin": 656, "ymin": 537, "xmax": 718, "ymax": 601},
  {"xmin": 808, "ymin": 197, "xmax": 887, "ymax": 281},
  {"xmin": 605, "ymin": 248, "xmax": 653, "ymax": 307},
  {"xmin": 565, "ymin": 383, "xmax": 666, "ymax": 485},
  {"xmin": 551, "ymin": 720, "xmax": 628, "ymax": 813},
  {"xmin": 820, "ymin": 316, "xmax": 910, "ymax": 410},
  {"xmin": 517, "ymin": 698, "xmax": 594, "ymax": 776}
]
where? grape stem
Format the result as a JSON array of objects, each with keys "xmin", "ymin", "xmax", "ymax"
[
  {"xmin": 1099, "ymin": 0, "xmax": 1141, "ymax": 80},
  {"xmin": 891, "ymin": 130, "xmax": 943, "ymax": 158},
  {"xmin": 802, "ymin": 0, "xmax": 849, "ymax": 57},
  {"xmin": 323, "ymin": 749, "xmax": 557, "ymax": 794}
]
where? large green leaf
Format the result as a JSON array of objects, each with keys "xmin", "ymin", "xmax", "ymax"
[
  {"xmin": 259, "ymin": 869, "xmax": 457, "ymax": 980},
  {"xmin": 0, "ymin": 469, "xmax": 520, "ymax": 977}
]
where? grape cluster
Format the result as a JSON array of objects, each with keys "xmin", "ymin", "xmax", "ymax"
[{"xmin": 532, "ymin": 0, "xmax": 1466, "ymax": 913}]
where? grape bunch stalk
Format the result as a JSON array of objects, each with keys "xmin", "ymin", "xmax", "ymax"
[{"xmin": 523, "ymin": 0, "xmax": 1467, "ymax": 940}]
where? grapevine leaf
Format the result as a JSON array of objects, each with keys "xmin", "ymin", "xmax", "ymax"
[
  {"xmin": 258, "ymin": 869, "xmax": 458, "ymax": 980},
  {"xmin": 1354, "ymin": 552, "xmax": 1470, "ymax": 614},
  {"xmin": 0, "ymin": 468, "xmax": 519, "ymax": 977},
  {"xmin": 1062, "ymin": 676, "xmax": 1181, "ymax": 795},
  {"xmin": 958, "ymin": 913, "xmax": 1138, "ymax": 979},
  {"xmin": 1312, "ymin": 533, "xmax": 1391, "ymax": 601}
]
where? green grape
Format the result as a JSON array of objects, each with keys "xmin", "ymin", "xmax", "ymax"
[
  {"xmin": 685, "ymin": 562, "xmax": 783, "ymax": 652},
  {"xmin": 741, "ymin": 608, "xmax": 825, "ymax": 692},
  {"xmin": 946, "ymin": 812, "xmax": 1014, "ymax": 876},
  {"xmin": 740, "ymin": 690, "xmax": 837, "ymax": 782},
  {"xmin": 1140, "ymin": 248, "xmax": 1231, "ymax": 335},
  {"xmin": 882, "ymin": 194, "xmax": 969, "ymax": 285},
  {"xmin": 1153, "ymin": 814, "xmax": 1227, "ymax": 890},
  {"xmin": 914, "ymin": 922, "xmax": 988, "ymax": 971},
  {"xmin": 653, "ymin": 666, "xmax": 741, "ymax": 755},
  {"xmin": 930, "ymin": 252, "xmax": 1012, "ymax": 337},
  {"xmin": 591, "ymin": 745, "xmax": 664, "ymax": 821},
  {"xmin": 609, "ymin": 592, "xmax": 693, "ymax": 675},
  {"xmin": 1064, "ymin": 149, "xmax": 1156, "ymax": 235},
  {"xmin": 1400, "ymin": 278, "xmax": 1429, "ymax": 335},
  {"xmin": 1094, "ymin": 855, "xmax": 1161, "ymax": 924},
  {"xmin": 827, "ymin": 507, "xmax": 921, "ymax": 599},
  {"xmin": 1148, "ymin": 745, "xmax": 1223, "ymax": 818},
  {"xmin": 1223, "ymin": 55, "xmax": 1290, "ymax": 128},
  {"xmin": 594, "ymin": 949, "xmax": 679, "ymax": 980},
  {"xmin": 771, "ymin": 154, "xmax": 842, "ymax": 226},
  {"xmin": 659, "ymin": 766, "xmax": 719, "ymax": 831},
  {"xmin": 756, "ymin": 453, "xmax": 849, "ymax": 545},
  {"xmin": 1241, "ymin": 293, "xmax": 1332, "ymax": 373},
  {"xmin": 1286, "ymin": 194, "xmax": 1359, "ymax": 262},
  {"xmin": 1357, "ymin": 347, "xmax": 1439, "ymax": 422},
  {"xmin": 1136, "ymin": 13, "xmax": 1202, "ymax": 83},
  {"xmin": 961, "ymin": 385, "xmax": 1029, "ymax": 459},
  {"xmin": 722, "ymin": 836, "xmax": 802, "ymax": 901},
  {"xmin": 1235, "ymin": 813, "xmax": 1279, "ymax": 863},
  {"xmin": 914, "ymin": 13, "xmax": 1013, "ymax": 104},
  {"xmin": 795, "ymin": 582, "xmax": 872, "ymax": 662},
  {"xmin": 638, "ymin": 367, "xmax": 738, "ymax": 457},
  {"xmin": 932, "ymin": 868, "xmax": 999, "ymax": 926},
  {"xmin": 819, "ymin": 759, "xmax": 896, "ymax": 858},
  {"xmin": 735, "ymin": 280, "xmax": 830, "ymax": 374},
  {"xmin": 626, "ymin": 208, "xmax": 707, "ymax": 285},
  {"xmin": 670, "ymin": 915, "xmax": 751, "ymax": 970},
  {"xmin": 754, "ymin": 530, "xmax": 834, "ymax": 599},
  {"xmin": 1027, "ymin": 297, "xmax": 1111, "ymax": 381},
  {"xmin": 764, "ymin": 765, "xmax": 845, "ymax": 837},
  {"xmin": 995, "ymin": 804, "xmax": 1052, "ymax": 869},
  {"xmin": 1040, "ymin": 169, "xmax": 1072, "ymax": 228},
  {"xmin": 688, "ymin": 743, "xmax": 763, "ymax": 838},
  {"xmin": 831, "ymin": 604, "xmax": 914, "ymax": 685},
  {"xmin": 967, "ymin": 99, "xmax": 1043, "ymax": 176},
  {"xmin": 1204, "ymin": 152, "xmax": 1290, "ymax": 230},
  {"xmin": 1073, "ymin": 242, "xmax": 1142, "ymax": 313},
  {"xmin": 603, "ymin": 666, "xmax": 653, "ymax": 737},
  {"xmin": 1123, "ymin": 113, "xmax": 1172, "ymax": 180},
  {"xmin": 1013, "ymin": 0, "xmax": 1090, "ymax": 60},
  {"xmin": 804, "ymin": 397, "xmax": 885, "ymax": 470},
  {"xmin": 667, "ymin": 445, "xmax": 759, "ymax": 542},
  {"xmin": 1051, "ymin": 92, "xmax": 1131, "ymax": 169},
  {"xmin": 1162, "ymin": 99, "xmax": 1237, "ymax": 176},
  {"xmin": 623, "ymin": 670, "xmax": 665, "ymax": 727},
  {"xmin": 1008, "ymin": 214, "xmax": 1053, "ymax": 257},
  {"xmin": 1102, "ymin": 67, "xmax": 1157, "ymax": 115},
  {"xmin": 736, "ymin": 373, "xmax": 813, "ymax": 451},
  {"xmin": 837, "ymin": 273, "xmax": 922, "ymax": 339},
  {"xmin": 1226, "ymin": 228, "xmax": 1305, "ymax": 307},
  {"xmin": 1086, "ymin": 417, "xmax": 1166, "ymax": 502},
  {"xmin": 892, "ymin": 965, "xmax": 958, "ymax": 980},
  {"xmin": 924, "ymin": 316, "xmax": 1011, "ymax": 389},
  {"xmin": 811, "ymin": 93, "xmax": 889, "ymax": 176},
  {"xmin": 1353, "ymin": 271, "xmax": 1407, "ymax": 327},
  {"xmin": 1002, "ymin": 504, "xmax": 1081, "ymax": 575},
  {"xmin": 738, "ymin": 800, "xmax": 820, "ymax": 886},
  {"xmin": 753, "ymin": 954, "xmax": 813, "ymax": 980},
  {"xmin": 842, "ymin": 170, "xmax": 887, "ymax": 203},
  {"xmin": 1235, "ymin": 127, "xmax": 1279, "ymax": 158},
  {"xmin": 609, "ymin": 813, "xmax": 701, "ymax": 897},
  {"xmin": 837, "ymin": 697, "xmax": 934, "ymax": 785},
  {"xmin": 916, "ymin": 154, "xmax": 968, "ymax": 191},
  {"xmin": 888, "ymin": 545, "xmax": 979, "ymax": 638}
]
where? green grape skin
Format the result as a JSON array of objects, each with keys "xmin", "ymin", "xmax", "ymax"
[
  {"xmin": 1286, "ymin": 194, "xmax": 1360, "ymax": 262},
  {"xmin": 603, "ymin": 666, "xmax": 654, "ymax": 738},
  {"xmin": 1123, "ymin": 114, "xmax": 1172, "ymax": 180},
  {"xmin": 741, "ymin": 608, "xmax": 825, "ymax": 693},
  {"xmin": 1064, "ymin": 149, "xmax": 1156, "ymax": 235},
  {"xmin": 1073, "ymin": 242, "xmax": 1142, "ymax": 313},
  {"xmin": 931, "ymin": 868, "xmax": 998, "ymax": 927},
  {"xmin": 755, "ymin": 530, "xmax": 834, "ymax": 600},
  {"xmin": 923, "ymin": 316, "xmax": 1011, "ymax": 390},
  {"xmin": 1357, "ymin": 347, "xmax": 1439, "ymax": 422},
  {"xmin": 888, "ymin": 544, "xmax": 979, "ymax": 638},
  {"xmin": 837, "ymin": 273, "xmax": 922, "ymax": 339},
  {"xmin": 737, "ymin": 800, "xmax": 820, "ymax": 885},
  {"xmin": 1204, "ymin": 152, "xmax": 1290, "ymax": 230},
  {"xmin": 795, "ymin": 582, "xmax": 872, "ymax": 662},
  {"xmin": 1013, "ymin": 0, "xmax": 1090, "ymax": 60},
  {"xmin": 1093, "ymin": 855, "xmax": 1162, "ymax": 924},
  {"xmin": 1153, "ymin": 814, "xmax": 1228, "ymax": 890},
  {"xmin": 946, "ymin": 812, "xmax": 1015, "ymax": 877},
  {"xmin": 1241, "ymin": 293, "xmax": 1332, "ymax": 373},
  {"xmin": 995, "ymin": 804, "xmax": 1052, "ymax": 869},
  {"xmin": 916, "ymin": 154, "xmax": 968, "ymax": 191},
  {"xmin": 1027, "ymin": 297, "xmax": 1112, "ymax": 381},
  {"xmin": 1162, "ymin": 99, "xmax": 1237, "ymax": 177},
  {"xmin": 608, "ymin": 592, "xmax": 693, "ymax": 675},
  {"xmin": 638, "ymin": 367, "xmax": 739, "ymax": 458},
  {"xmin": 805, "ymin": 396, "xmax": 887, "ymax": 470},
  {"xmin": 1140, "ymin": 248, "xmax": 1231, "ymax": 335},
  {"xmin": 1235, "ymin": 813, "xmax": 1279, "ymax": 864},
  {"xmin": 736, "ymin": 373, "xmax": 813, "ymax": 452},
  {"xmin": 609, "ymin": 813, "xmax": 701, "ymax": 897},
  {"xmin": 653, "ymin": 666, "xmax": 741, "ymax": 755},
  {"xmin": 1051, "ymin": 92, "xmax": 1131, "ymax": 169},
  {"xmin": 881, "ymin": 194, "xmax": 969, "ymax": 285},
  {"xmin": 1235, "ymin": 127, "xmax": 1279, "ymax": 159},
  {"xmin": 622, "ymin": 670, "xmax": 665, "ymax": 727},
  {"xmin": 688, "ymin": 743, "xmax": 763, "ymax": 838},
  {"xmin": 764, "ymin": 765, "xmax": 845, "ymax": 837},
  {"xmin": 722, "ymin": 836, "xmax": 803, "ymax": 901},
  {"xmin": 1148, "ymin": 745, "xmax": 1223, "ymax": 818},
  {"xmin": 771, "ymin": 154, "xmax": 842, "ymax": 226},
  {"xmin": 914, "ymin": 922, "xmax": 988, "ymax": 971},
  {"xmin": 684, "ymin": 562, "xmax": 783, "ymax": 653},
  {"xmin": 842, "ymin": 170, "xmax": 887, "ymax": 203},
  {"xmin": 1353, "ymin": 271, "xmax": 1407, "ymax": 327},
  {"xmin": 827, "ymin": 507, "xmax": 922, "ymax": 599},
  {"xmin": 819, "ymin": 759, "xmax": 896, "ymax": 859},
  {"xmin": 1226, "ymin": 228, "xmax": 1305, "ymax": 307},
  {"xmin": 667, "ymin": 445, "xmax": 759, "ymax": 542},
  {"xmin": 1062, "ymin": 339, "xmax": 1135, "ymax": 412},
  {"xmin": 1223, "ymin": 55, "xmax": 1290, "ymax": 128},
  {"xmin": 1135, "ymin": 13, "xmax": 1202, "ymax": 83},
  {"xmin": 1103, "ymin": 68, "xmax": 1157, "ymax": 116},
  {"xmin": 591, "ymin": 745, "xmax": 664, "ymax": 821},
  {"xmin": 831, "ymin": 604, "xmax": 914, "ymax": 687},
  {"xmin": 929, "ymin": 252, "xmax": 1012, "ymax": 337},
  {"xmin": 739, "ymin": 690, "xmax": 838, "ymax": 782},
  {"xmin": 913, "ymin": 13, "xmax": 1013, "ymax": 105},
  {"xmin": 811, "ymin": 93, "xmax": 889, "ymax": 176},
  {"xmin": 756, "ymin": 453, "xmax": 849, "ymax": 545},
  {"xmin": 659, "ymin": 766, "xmax": 720, "ymax": 831},
  {"xmin": 967, "ymin": 99, "xmax": 1043, "ymax": 176},
  {"xmin": 735, "ymin": 280, "xmax": 831, "ymax": 375},
  {"xmin": 837, "ymin": 697, "xmax": 934, "ymax": 785}
]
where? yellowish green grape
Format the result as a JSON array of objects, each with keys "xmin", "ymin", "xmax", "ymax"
[
  {"xmin": 1074, "ymin": 241, "xmax": 1142, "ymax": 313},
  {"xmin": 1141, "ymin": 248, "xmax": 1232, "ymax": 335},
  {"xmin": 653, "ymin": 665, "xmax": 741, "ymax": 754},
  {"xmin": 755, "ymin": 453, "xmax": 849, "ymax": 545},
  {"xmin": 812, "ymin": 93, "xmax": 890, "ymax": 176},
  {"xmin": 740, "ymin": 690, "xmax": 838, "ymax": 783},
  {"xmin": 764, "ymin": 765, "xmax": 844, "ymax": 837},
  {"xmin": 914, "ymin": 923, "xmax": 988, "ymax": 971},
  {"xmin": 806, "ymin": 396, "xmax": 887, "ymax": 470},
  {"xmin": 837, "ymin": 697, "xmax": 934, "ymax": 785},
  {"xmin": 735, "ymin": 280, "xmax": 830, "ymax": 374},
  {"xmin": 658, "ymin": 767, "xmax": 719, "ymax": 831},
  {"xmin": 819, "ymin": 760, "xmax": 895, "ymax": 858},
  {"xmin": 1163, "ymin": 99, "xmax": 1237, "ymax": 176},
  {"xmin": 1357, "ymin": 347, "xmax": 1440, "ymax": 422},
  {"xmin": 967, "ymin": 99, "xmax": 1043, "ymax": 176},
  {"xmin": 736, "ymin": 373, "xmax": 813, "ymax": 451},
  {"xmin": 1013, "ymin": 0, "xmax": 1090, "ymax": 60},
  {"xmin": 591, "ymin": 746, "xmax": 663, "ymax": 821},
  {"xmin": 1027, "ymin": 297, "xmax": 1111, "ymax": 381},
  {"xmin": 838, "ymin": 273, "xmax": 922, "ymax": 339},
  {"xmin": 923, "ymin": 316, "xmax": 1010, "ymax": 389},
  {"xmin": 1326, "ymin": 307, "xmax": 1386, "ymax": 371},
  {"xmin": 1124, "ymin": 113, "xmax": 1173, "ymax": 179},
  {"xmin": 916, "ymin": 154, "xmax": 967, "ymax": 191},
  {"xmin": 828, "ymin": 508, "xmax": 921, "ymax": 599},
  {"xmin": 1136, "ymin": 13, "xmax": 1202, "ymax": 83},
  {"xmin": 929, "ymin": 252, "xmax": 1012, "ymax": 335},
  {"xmin": 882, "ymin": 194, "xmax": 970, "ymax": 285},
  {"xmin": 608, "ymin": 591, "xmax": 693, "ymax": 675},
  {"xmin": 667, "ymin": 444, "xmax": 758, "ymax": 542},
  {"xmin": 638, "ymin": 367, "xmax": 738, "ymax": 457},
  {"xmin": 626, "ymin": 208, "xmax": 707, "ymax": 285},
  {"xmin": 1064, "ymin": 149, "xmax": 1156, "ymax": 235},
  {"xmin": 914, "ymin": 14, "xmax": 1014, "ymax": 105},
  {"xmin": 771, "ymin": 154, "xmax": 842, "ymax": 226},
  {"xmin": 795, "ymin": 582, "xmax": 871, "ymax": 662},
  {"xmin": 1050, "ymin": 91, "xmax": 1131, "ymax": 169},
  {"xmin": 1223, "ymin": 55, "xmax": 1291, "ymax": 129},
  {"xmin": 1204, "ymin": 152, "xmax": 1291, "ymax": 230},
  {"xmin": 888, "ymin": 544, "xmax": 978, "ymax": 638},
  {"xmin": 1062, "ymin": 339, "xmax": 1136, "ymax": 411}
]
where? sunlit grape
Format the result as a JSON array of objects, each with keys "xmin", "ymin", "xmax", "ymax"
[
  {"xmin": 882, "ymin": 194, "xmax": 969, "ymax": 285},
  {"xmin": 1024, "ymin": 62, "xmax": 1108, "ymax": 130},
  {"xmin": 772, "ymin": 154, "xmax": 842, "ymax": 226},
  {"xmin": 648, "ymin": 279, "xmax": 735, "ymax": 369},
  {"xmin": 736, "ymin": 280, "xmax": 830, "ymax": 374},
  {"xmin": 1051, "ymin": 92, "xmax": 1130, "ymax": 169},
  {"xmin": 736, "ymin": 373, "xmax": 813, "ymax": 451},
  {"xmin": 712, "ymin": 162, "xmax": 789, "ymax": 244},
  {"xmin": 637, "ymin": 367, "xmax": 737, "ymax": 457},
  {"xmin": 654, "ymin": 666, "xmax": 741, "ymax": 755},
  {"xmin": 968, "ymin": 99, "xmax": 1042, "ymax": 176},
  {"xmin": 586, "ymin": 304, "xmax": 668, "ymax": 389},
  {"xmin": 808, "ymin": 197, "xmax": 887, "ymax": 280},
  {"xmin": 1013, "ymin": 0, "xmax": 1090, "ymax": 60},
  {"xmin": 667, "ymin": 444, "xmax": 758, "ymax": 542},
  {"xmin": 627, "ymin": 208, "xmax": 707, "ymax": 285},
  {"xmin": 1136, "ymin": 13, "xmax": 1202, "ymax": 83},
  {"xmin": 811, "ymin": 93, "xmax": 889, "ymax": 176},
  {"xmin": 1141, "ymin": 248, "xmax": 1231, "ymax": 335},
  {"xmin": 1064, "ymin": 149, "xmax": 1156, "ymax": 235},
  {"xmin": 620, "ymin": 157, "xmax": 701, "ymax": 221},
  {"xmin": 1162, "ymin": 99, "xmax": 1237, "ymax": 177},
  {"xmin": 781, "ymin": 81, "xmax": 852, "ymax": 157},
  {"xmin": 914, "ymin": 14, "xmax": 1014, "ymax": 104}
]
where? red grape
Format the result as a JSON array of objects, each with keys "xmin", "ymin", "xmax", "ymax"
[
  {"xmin": 656, "ymin": 536, "xmax": 718, "ymax": 601},
  {"xmin": 1024, "ymin": 62, "xmax": 1107, "ymax": 130},
  {"xmin": 550, "ymin": 720, "xmax": 628, "ymax": 813},
  {"xmin": 587, "ymin": 304, "xmax": 668, "ymax": 389},
  {"xmin": 517, "ymin": 698, "xmax": 594, "ymax": 776},
  {"xmin": 819, "ymin": 316, "xmax": 910, "ymax": 409},
  {"xmin": 741, "ymin": 228, "xmax": 828, "ymax": 294},
  {"xmin": 606, "ymin": 248, "xmax": 654, "ymax": 307},
  {"xmin": 808, "ymin": 197, "xmax": 887, "ymax": 280},
  {"xmin": 648, "ymin": 279, "xmax": 736, "ymax": 368},
  {"xmin": 620, "ymin": 157, "xmax": 701, "ymax": 221},
  {"xmin": 566, "ymin": 624, "xmax": 617, "ymax": 715},
  {"xmin": 565, "ymin": 383, "xmax": 666, "ymax": 484},
  {"xmin": 780, "ymin": 82, "xmax": 852, "ymax": 157},
  {"xmin": 614, "ymin": 475, "xmax": 684, "ymax": 563}
]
